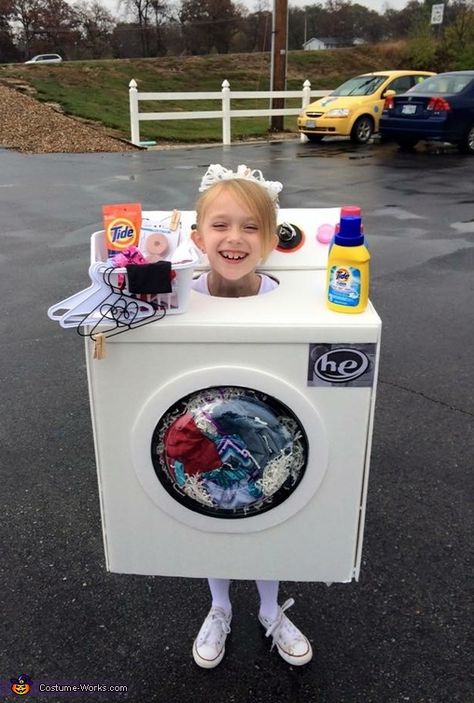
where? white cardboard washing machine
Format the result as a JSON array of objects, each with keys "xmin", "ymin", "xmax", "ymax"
[{"xmin": 86, "ymin": 208, "xmax": 381, "ymax": 582}]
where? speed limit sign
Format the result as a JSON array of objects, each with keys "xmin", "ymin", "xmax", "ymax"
[{"xmin": 431, "ymin": 4, "xmax": 445, "ymax": 24}]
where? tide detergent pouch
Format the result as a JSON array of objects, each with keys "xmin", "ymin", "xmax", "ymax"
[{"xmin": 103, "ymin": 203, "xmax": 142, "ymax": 259}]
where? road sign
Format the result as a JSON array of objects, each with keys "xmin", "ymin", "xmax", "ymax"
[{"xmin": 431, "ymin": 4, "xmax": 445, "ymax": 24}]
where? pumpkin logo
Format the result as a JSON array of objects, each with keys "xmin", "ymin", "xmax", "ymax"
[{"xmin": 10, "ymin": 674, "xmax": 32, "ymax": 696}]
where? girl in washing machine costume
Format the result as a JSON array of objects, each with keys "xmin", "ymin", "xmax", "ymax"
[{"xmin": 187, "ymin": 163, "xmax": 313, "ymax": 669}]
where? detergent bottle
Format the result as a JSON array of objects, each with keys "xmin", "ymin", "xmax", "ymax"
[
  {"xmin": 327, "ymin": 205, "xmax": 362, "ymax": 253},
  {"xmin": 326, "ymin": 214, "xmax": 370, "ymax": 314}
]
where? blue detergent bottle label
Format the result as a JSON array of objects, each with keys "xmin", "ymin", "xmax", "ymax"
[{"xmin": 328, "ymin": 265, "xmax": 361, "ymax": 307}]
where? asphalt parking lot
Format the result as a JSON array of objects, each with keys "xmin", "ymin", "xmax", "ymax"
[{"xmin": 1, "ymin": 138, "xmax": 473, "ymax": 703}]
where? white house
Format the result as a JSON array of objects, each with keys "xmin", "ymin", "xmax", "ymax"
[{"xmin": 303, "ymin": 37, "xmax": 349, "ymax": 50}]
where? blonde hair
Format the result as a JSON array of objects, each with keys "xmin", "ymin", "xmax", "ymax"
[{"xmin": 195, "ymin": 179, "xmax": 277, "ymax": 259}]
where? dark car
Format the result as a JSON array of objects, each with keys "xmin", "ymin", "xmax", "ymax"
[{"xmin": 379, "ymin": 70, "xmax": 474, "ymax": 154}]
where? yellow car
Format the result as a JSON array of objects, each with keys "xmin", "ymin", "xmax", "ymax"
[{"xmin": 297, "ymin": 70, "xmax": 435, "ymax": 144}]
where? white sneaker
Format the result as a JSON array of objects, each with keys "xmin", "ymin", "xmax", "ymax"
[
  {"xmin": 259, "ymin": 598, "xmax": 313, "ymax": 666},
  {"xmin": 192, "ymin": 606, "xmax": 232, "ymax": 669}
]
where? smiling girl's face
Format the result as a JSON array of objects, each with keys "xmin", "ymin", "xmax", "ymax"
[{"xmin": 194, "ymin": 180, "xmax": 278, "ymax": 297}]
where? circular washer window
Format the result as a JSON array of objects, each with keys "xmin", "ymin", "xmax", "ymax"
[{"xmin": 150, "ymin": 386, "xmax": 308, "ymax": 519}]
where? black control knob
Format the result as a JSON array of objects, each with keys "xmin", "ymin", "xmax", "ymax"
[{"xmin": 276, "ymin": 222, "xmax": 304, "ymax": 251}]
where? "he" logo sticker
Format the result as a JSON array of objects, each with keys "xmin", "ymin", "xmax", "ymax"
[{"xmin": 307, "ymin": 344, "xmax": 376, "ymax": 387}]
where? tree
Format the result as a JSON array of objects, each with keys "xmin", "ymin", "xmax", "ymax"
[
  {"xmin": 443, "ymin": 0, "xmax": 474, "ymax": 67},
  {"xmin": 0, "ymin": 0, "xmax": 21, "ymax": 60},
  {"xmin": 0, "ymin": 25, "xmax": 19, "ymax": 60},
  {"xmin": 121, "ymin": 0, "xmax": 152, "ymax": 54},
  {"xmin": 301, "ymin": 3, "xmax": 331, "ymax": 45},
  {"xmin": 288, "ymin": 6, "xmax": 304, "ymax": 49},
  {"xmin": 74, "ymin": 0, "xmax": 115, "ymax": 58},
  {"xmin": 112, "ymin": 22, "xmax": 143, "ymax": 57},
  {"xmin": 323, "ymin": 0, "xmax": 354, "ymax": 42},
  {"xmin": 120, "ymin": 0, "xmax": 171, "ymax": 56},
  {"xmin": 178, "ymin": 0, "xmax": 243, "ymax": 54},
  {"xmin": 149, "ymin": 0, "xmax": 170, "ymax": 55},
  {"xmin": 290, "ymin": 1, "xmax": 384, "ymax": 47},
  {"xmin": 384, "ymin": 1, "xmax": 429, "ymax": 40},
  {"xmin": 350, "ymin": 3, "xmax": 385, "ymax": 43},
  {"xmin": 239, "ymin": 0, "xmax": 270, "ymax": 53},
  {"xmin": 10, "ymin": 0, "xmax": 41, "ymax": 57},
  {"xmin": 33, "ymin": 0, "xmax": 81, "ymax": 56}
]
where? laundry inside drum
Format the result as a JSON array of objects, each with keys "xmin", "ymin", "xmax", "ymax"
[{"xmin": 151, "ymin": 386, "xmax": 309, "ymax": 519}]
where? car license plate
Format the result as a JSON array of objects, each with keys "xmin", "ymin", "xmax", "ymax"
[
  {"xmin": 402, "ymin": 104, "xmax": 417, "ymax": 115},
  {"xmin": 306, "ymin": 120, "xmax": 315, "ymax": 129}
]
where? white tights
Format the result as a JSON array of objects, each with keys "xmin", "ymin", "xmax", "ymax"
[{"xmin": 207, "ymin": 578, "xmax": 279, "ymax": 621}]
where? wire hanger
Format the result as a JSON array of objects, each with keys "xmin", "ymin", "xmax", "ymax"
[{"xmin": 75, "ymin": 266, "xmax": 166, "ymax": 342}]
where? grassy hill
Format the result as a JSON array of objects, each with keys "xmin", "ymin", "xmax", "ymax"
[{"xmin": 0, "ymin": 42, "xmax": 412, "ymax": 144}]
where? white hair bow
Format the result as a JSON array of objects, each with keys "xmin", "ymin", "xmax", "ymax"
[{"xmin": 199, "ymin": 164, "xmax": 283, "ymax": 204}]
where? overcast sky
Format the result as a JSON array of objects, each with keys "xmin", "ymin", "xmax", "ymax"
[
  {"xmin": 107, "ymin": 0, "xmax": 410, "ymax": 21},
  {"xmin": 243, "ymin": 0, "xmax": 409, "ymax": 11}
]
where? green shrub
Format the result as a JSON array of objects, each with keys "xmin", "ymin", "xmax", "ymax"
[{"xmin": 403, "ymin": 22, "xmax": 439, "ymax": 71}]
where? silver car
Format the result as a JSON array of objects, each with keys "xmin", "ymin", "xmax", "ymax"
[{"xmin": 24, "ymin": 54, "xmax": 63, "ymax": 65}]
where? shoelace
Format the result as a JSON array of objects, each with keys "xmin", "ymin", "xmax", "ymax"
[
  {"xmin": 263, "ymin": 598, "xmax": 298, "ymax": 651},
  {"xmin": 199, "ymin": 609, "xmax": 231, "ymax": 645}
]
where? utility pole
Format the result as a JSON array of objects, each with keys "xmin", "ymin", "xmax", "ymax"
[{"xmin": 270, "ymin": 0, "xmax": 288, "ymax": 132}]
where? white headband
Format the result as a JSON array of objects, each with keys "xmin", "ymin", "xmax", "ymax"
[{"xmin": 199, "ymin": 164, "xmax": 283, "ymax": 205}]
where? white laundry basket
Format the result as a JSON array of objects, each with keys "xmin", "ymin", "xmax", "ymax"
[{"xmin": 90, "ymin": 230, "xmax": 196, "ymax": 315}]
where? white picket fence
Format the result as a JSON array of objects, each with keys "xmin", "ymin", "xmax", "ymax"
[{"xmin": 128, "ymin": 79, "xmax": 331, "ymax": 146}]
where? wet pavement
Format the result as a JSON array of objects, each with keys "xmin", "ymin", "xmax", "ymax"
[{"xmin": 1, "ymin": 139, "xmax": 473, "ymax": 703}]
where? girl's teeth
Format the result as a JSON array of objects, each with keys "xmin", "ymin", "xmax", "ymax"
[{"xmin": 222, "ymin": 252, "xmax": 245, "ymax": 259}]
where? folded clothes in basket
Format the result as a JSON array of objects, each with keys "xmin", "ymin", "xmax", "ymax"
[{"xmin": 126, "ymin": 261, "xmax": 174, "ymax": 294}]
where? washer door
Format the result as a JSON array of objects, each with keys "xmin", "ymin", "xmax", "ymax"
[{"xmin": 132, "ymin": 366, "xmax": 328, "ymax": 533}]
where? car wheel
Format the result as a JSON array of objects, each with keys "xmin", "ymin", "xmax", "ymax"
[
  {"xmin": 350, "ymin": 116, "xmax": 374, "ymax": 144},
  {"xmin": 457, "ymin": 124, "xmax": 474, "ymax": 154},
  {"xmin": 395, "ymin": 136, "xmax": 419, "ymax": 150},
  {"xmin": 306, "ymin": 134, "xmax": 324, "ymax": 143}
]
